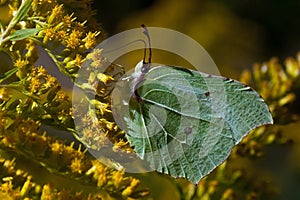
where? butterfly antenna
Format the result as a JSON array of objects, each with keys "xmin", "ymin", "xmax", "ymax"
[{"xmin": 141, "ymin": 24, "xmax": 152, "ymax": 64}]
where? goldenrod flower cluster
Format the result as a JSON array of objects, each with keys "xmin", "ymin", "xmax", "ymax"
[
  {"xmin": 240, "ymin": 54, "xmax": 300, "ymax": 124},
  {"xmin": 233, "ymin": 54, "xmax": 300, "ymax": 158},
  {"xmin": 0, "ymin": 0, "xmax": 148, "ymax": 199},
  {"xmin": 73, "ymin": 48, "xmax": 132, "ymax": 153}
]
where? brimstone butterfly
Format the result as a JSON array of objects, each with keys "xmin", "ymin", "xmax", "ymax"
[{"xmin": 114, "ymin": 25, "xmax": 273, "ymax": 183}]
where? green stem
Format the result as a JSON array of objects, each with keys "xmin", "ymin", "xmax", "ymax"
[{"xmin": 0, "ymin": 0, "xmax": 33, "ymax": 46}]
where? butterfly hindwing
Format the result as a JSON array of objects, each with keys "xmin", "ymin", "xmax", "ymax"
[{"xmin": 125, "ymin": 65, "xmax": 273, "ymax": 183}]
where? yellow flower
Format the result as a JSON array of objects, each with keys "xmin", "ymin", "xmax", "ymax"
[
  {"xmin": 82, "ymin": 31, "xmax": 100, "ymax": 49},
  {"xmin": 208, "ymin": 180, "xmax": 218, "ymax": 194},
  {"xmin": 97, "ymin": 173, "xmax": 107, "ymax": 187},
  {"xmin": 122, "ymin": 178, "xmax": 140, "ymax": 197},
  {"xmin": 44, "ymin": 76, "xmax": 57, "ymax": 88},
  {"xmin": 0, "ymin": 87, "xmax": 9, "ymax": 101},
  {"xmin": 90, "ymin": 100, "xmax": 109, "ymax": 115},
  {"xmin": 86, "ymin": 48, "xmax": 103, "ymax": 60},
  {"xmin": 70, "ymin": 157, "xmax": 83, "ymax": 174},
  {"xmin": 64, "ymin": 141, "xmax": 75, "ymax": 154},
  {"xmin": 51, "ymin": 141, "xmax": 62, "ymax": 153},
  {"xmin": 41, "ymin": 184, "xmax": 53, "ymax": 200},
  {"xmin": 74, "ymin": 54, "xmax": 83, "ymax": 67},
  {"xmin": 56, "ymin": 91, "xmax": 68, "ymax": 101},
  {"xmin": 66, "ymin": 54, "xmax": 84, "ymax": 70},
  {"xmin": 47, "ymin": 4, "xmax": 63, "ymax": 24},
  {"xmin": 20, "ymin": 176, "xmax": 32, "ymax": 197},
  {"xmin": 1, "ymin": 179, "xmax": 13, "ymax": 193},
  {"xmin": 14, "ymin": 58, "xmax": 29, "ymax": 68},
  {"xmin": 111, "ymin": 170, "xmax": 124, "ymax": 188},
  {"xmin": 28, "ymin": 77, "xmax": 41, "ymax": 93},
  {"xmin": 285, "ymin": 57, "xmax": 300, "ymax": 78},
  {"xmin": 221, "ymin": 188, "xmax": 234, "ymax": 200},
  {"xmin": 57, "ymin": 30, "xmax": 66, "ymax": 41},
  {"xmin": 43, "ymin": 28, "xmax": 56, "ymax": 43},
  {"xmin": 62, "ymin": 14, "xmax": 75, "ymax": 28},
  {"xmin": 8, "ymin": 4, "xmax": 17, "ymax": 19},
  {"xmin": 37, "ymin": 66, "xmax": 48, "ymax": 77},
  {"xmin": 90, "ymin": 59, "xmax": 103, "ymax": 68},
  {"xmin": 97, "ymin": 73, "xmax": 114, "ymax": 84},
  {"xmin": 66, "ymin": 30, "xmax": 82, "ymax": 49},
  {"xmin": 25, "ymin": 42, "xmax": 38, "ymax": 61}
]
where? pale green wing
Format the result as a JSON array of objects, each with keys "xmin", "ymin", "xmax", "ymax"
[{"xmin": 125, "ymin": 66, "xmax": 273, "ymax": 183}]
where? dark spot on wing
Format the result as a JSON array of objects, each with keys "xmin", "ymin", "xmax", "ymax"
[
  {"xmin": 205, "ymin": 92, "xmax": 210, "ymax": 97},
  {"xmin": 184, "ymin": 127, "xmax": 192, "ymax": 134}
]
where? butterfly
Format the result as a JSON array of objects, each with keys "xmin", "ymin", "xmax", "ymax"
[{"xmin": 112, "ymin": 25, "xmax": 273, "ymax": 183}]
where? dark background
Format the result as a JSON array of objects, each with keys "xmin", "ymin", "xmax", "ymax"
[{"xmin": 93, "ymin": 0, "xmax": 300, "ymax": 77}]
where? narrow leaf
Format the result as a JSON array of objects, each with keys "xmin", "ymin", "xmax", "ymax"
[
  {"xmin": 8, "ymin": 28, "xmax": 42, "ymax": 41},
  {"xmin": 0, "ymin": 68, "xmax": 18, "ymax": 83},
  {"xmin": 12, "ymin": 0, "xmax": 33, "ymax": 24}
]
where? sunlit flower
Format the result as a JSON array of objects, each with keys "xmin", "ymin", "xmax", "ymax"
[
  {"xmin": 0, "ymin": 87, "xmax": 9, "ymax": 101},
  {"xmin": 56, "ymin": 30, "xmax": 67, "ymax": 41},
  {"xmin": 82, "ymin": 31, "xmax": 100, "ymax": 49},
  {"xmin": 66, "ymin": 30, "xmax": 81, "ymax": 49},
  {"xmin": 51, "ymin": 141, "xmax": 63, "ymax": 153},
  {"xmin": 28, "ymin": 77, "xmax": 41, "ymax": 93},
  {"xmin": 97, "ymin": 73, "xmax": 114, "ymax": 84},
  {"xmin": 37, "ymin": 66, "xmax": 47, "ymax": 76},
  {"xmin": 62, "ymin": 14, "xmax": 76, "ymax": 27},
  {"xmin": 44, "ymin": 28, "xmax": 56, "ymax": 43},
  {"xmin": 74, "ymin": 54, "xmax": 83, "ymax": 67},
  {"xmin": 122, "ymin": 178, "xmax": 140, "ymax": 197},
  {"xmin": 70, "ymin": 157, "xmax": 83, "ymax": 174},
  {"xmin": 44, "ymin": 76, "xmax": 57, "ymax": 88},
  {"xmin": 14, "ymin": 58, "xmax": 29, "ymax": 68},
  {"xmin": 97, "ymin": 173, "xmax": 107, "ymax": 187},
  {"xmin": 47, "ymin": 4, "xmax": 63, "ymax": 24}
]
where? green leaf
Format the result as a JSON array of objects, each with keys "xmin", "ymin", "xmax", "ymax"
[
  {"xmin": 125, "ymin": 66, "xmax": 273, "ymax": 184},
  {"xmin": 0, "ymin": 68, "xmax": 18, "ymax": 83},
  {"xmin": 8, "ymin": 28, "xmax": 42, "ymax": 41},
  {"xmin": 12, "ymin": 0, "xmax": 33, "ymax": 24}
]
